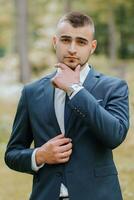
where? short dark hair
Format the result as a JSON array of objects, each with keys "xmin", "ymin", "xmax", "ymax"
[{"xmin": 58, "ymin": 11, "xmax": 95, "ymax": 35}]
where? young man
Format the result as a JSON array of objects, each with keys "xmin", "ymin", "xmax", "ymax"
[{"xmin": 5, "ymin": 12, "xmax": 129, "ymax": 200}]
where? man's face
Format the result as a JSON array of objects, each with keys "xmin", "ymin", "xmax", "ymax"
[{"xmin": 53, "ymin": 22, "xmax": 97, "ymax": 70}]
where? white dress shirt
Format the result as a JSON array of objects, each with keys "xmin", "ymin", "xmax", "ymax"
[{"xmin": 32, "ymin": 63, "xmax": 90, "ymax": 197}]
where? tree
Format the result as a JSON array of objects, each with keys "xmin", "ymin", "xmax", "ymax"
[
  {"xmin": 107, "ymin": 3, "xmax": 117, "ymax": 66},
  {"xmin": 63, "ymin": 0, "xmax": 72, "ymax": 13},
  {"xmin": 15, "ymin": 0, "xmax": 31, "ymax": 83},
  {"xmin": 73, "ymin": 0, "xmax": 127, "ymax": 64}
]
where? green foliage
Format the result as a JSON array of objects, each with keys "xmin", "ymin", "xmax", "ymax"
[
  {"xmin": 73, "ymin": 0, "xmax": 134, "ymax": 59},
  {"xmin": 0, "ymin": 0, "xmax": 14, "ymax": 57},
  {"xmin": 0, "ymin": 0, "xmax": 133, "ymax": 69},
  {"xmin": 115, "ymin": 1, "xmax": 134, "ymax": 58}
]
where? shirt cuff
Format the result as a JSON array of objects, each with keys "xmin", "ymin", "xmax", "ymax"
[
  {"xmin": 69, "ymin": 86, "xmax": 84, "ymax": 99},
  {"xmin": 31, "ymin": 148, "xmax": 44, "ymax": 172}
]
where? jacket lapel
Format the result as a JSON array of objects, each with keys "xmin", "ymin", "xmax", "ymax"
[
  {"xmin": 83, "ymin": 66, "xmax": 100, "ymax": 92},
  {"xmin": 41, "ymin": 72, "xmax": 61, "ymax": 138}
]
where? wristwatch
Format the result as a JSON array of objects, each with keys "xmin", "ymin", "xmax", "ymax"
[{"xmin": 67, "ymin": 82, "xmax": 83, "ymax": 96}]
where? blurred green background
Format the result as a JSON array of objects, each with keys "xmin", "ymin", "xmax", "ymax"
[{"xmin": 0, "ymin": 0, "xmax": 134, "ymax": 199}]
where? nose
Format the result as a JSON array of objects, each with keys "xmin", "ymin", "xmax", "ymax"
[{"xmin": 68, "ymin": 41, "xmax": 77, "ymax": 54}]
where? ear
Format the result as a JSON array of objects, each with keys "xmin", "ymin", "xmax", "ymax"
[
  {"xmin": 52, "ymin": 35, "xmax": 57, "ymax": 49},
  {"xmin": 91, "ymin": 40, "xmax": 97, "ymax": 54}
]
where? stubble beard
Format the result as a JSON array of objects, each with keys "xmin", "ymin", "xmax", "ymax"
[{"xmin": 61, "ymin": 56, "xmax": 89, "ymax": 70}]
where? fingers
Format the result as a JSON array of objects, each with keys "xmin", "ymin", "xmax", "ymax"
[
  {"xmin": 75, "ymin": 64, "xmax": 81, "ymax": 72},
  {"xmin": 49, "ymin": 133, "xmax": 71, "ymax": 143},
  {"xmin": 55, "ymin": 140, "xmax": 72, "ymax": 163},
  {"xmin": 60, "ymin": 149, "xmax": 72, "ymax": 159},
  {"xmin": 55, "ymin": 137, "xmax": 72, "ymax": 146},
  {"xmin": 35, "ymin": 133, "xmax": 73, "ymax": 165},
  {"xmin": 50, "ymin": 133, "xmax": 64, "ymax": 141},
  {"xmin": 54, "ymin": 63, "xmax": 67, "ymax": 70},
  {"xmin": 51, "ymin": 70, "xmax": 62, "ymax": 87},
  {"xmin": 57, "ymin": 149, "xmax": 72, "ymax": 163},
  {"xmin": 50, "ymin": 134, "xmax": 72, "ymax": 146},
  {"xmin": 54, "ymin": 63, "xmax": 81, "ymax": 72},
  {"xmin": 58, "ymin": 142, "xmax": 72, "ymax": 152},
  {"xmin": 59, "ymin": 157, "xmax": 70, "ymax": 163}
]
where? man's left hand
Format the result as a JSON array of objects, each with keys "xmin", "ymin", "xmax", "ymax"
[{"xmin": 51, "ymin": 63, "xmax": 80, "ymax": 92}]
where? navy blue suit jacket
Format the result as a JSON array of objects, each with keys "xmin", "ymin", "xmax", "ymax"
[{"xmin": 5, "ymin": 67, "xmax": 129, "ymax": 200}]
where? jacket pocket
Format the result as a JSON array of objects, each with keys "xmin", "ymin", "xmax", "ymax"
[{"xmin": 94, "ymin": 165, "xmax": 118, "ymax": 177}]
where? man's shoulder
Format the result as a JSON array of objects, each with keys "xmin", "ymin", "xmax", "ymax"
[
  {"xmin": 91, "ymin": 68, "xmax": 128, "ymax": 94},
  {"xmin": 22, "ymin": 71, "xmax": 56, "ymax": 98},
  {"xmin": 25, "ymin": 71, "xmax": 56, "ymax": 90},
  {"xmin": 95, "ymin": 69, "xmax": 128, "ymax": 87}
]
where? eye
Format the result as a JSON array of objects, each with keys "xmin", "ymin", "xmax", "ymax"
[
  {"xmin": 77, "ymin": 40, "xmax": 87, "ymax": 46},
  {"xmin": 60, "ymin": 38, "xmax": 70, "ymax": 43}
]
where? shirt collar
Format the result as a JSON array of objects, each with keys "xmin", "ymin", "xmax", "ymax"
[{"xmin": 80, "ymin": 63, "xmax": 90, "ymax": 84}]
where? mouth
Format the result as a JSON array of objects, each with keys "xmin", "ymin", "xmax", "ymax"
[{"xmin": 64, "ymin": 56, "xmax": 79, "ymax": 60}]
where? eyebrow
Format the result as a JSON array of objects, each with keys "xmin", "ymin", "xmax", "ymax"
[
  {"xmin": 60, "ymin": 35, "xmax": 71, "ymax": 39},
  {"xmin": 60, "ymin": 35, "xmax": 89, "ymax": 42},
  {"xmin": 76, "ymin": 37, "xmax": 88, "ymax": 43}
]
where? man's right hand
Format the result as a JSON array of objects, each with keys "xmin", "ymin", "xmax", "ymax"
[{"xmin": 35, "ymin": 134, "xmax": 72, "ymax": 165}]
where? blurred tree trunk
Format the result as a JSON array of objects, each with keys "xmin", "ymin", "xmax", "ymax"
[
  {"xmin": 108, "ymin": 7, "xmax": 117, "ymax": 66},
  {"xmin": 63, "ymin": 0, "xmax": 72, "ymax": 13},
  {"xmin": 15, "ymin": 0, "xmax": 31, "ymax": 83}
]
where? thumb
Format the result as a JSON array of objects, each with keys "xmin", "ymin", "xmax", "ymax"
[{"xmin": 75, "ymin": 64, "xmax": 81, "ymax": 73}]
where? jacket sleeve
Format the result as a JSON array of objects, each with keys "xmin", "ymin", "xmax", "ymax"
[
  {"xmin": 69, "ymin": 80, "xmax": 129, "ymax": 149},
  {"xmin": 4, "ymin": 87, "xmax": 35, "ymax": 175}
]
